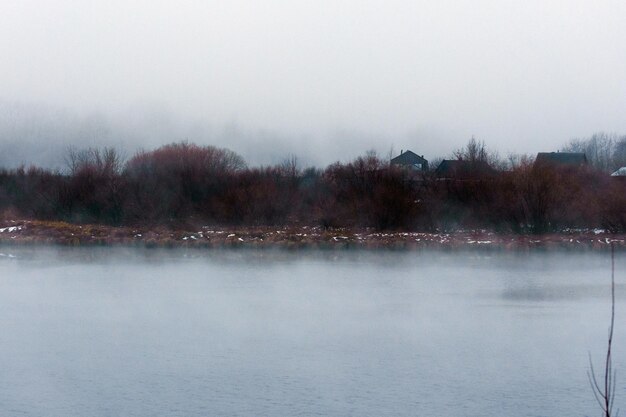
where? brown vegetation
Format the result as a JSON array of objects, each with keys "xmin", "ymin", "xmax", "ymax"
[{"xmin": 0, "ymin": 139, "xmax": 624, "ymax": 235}]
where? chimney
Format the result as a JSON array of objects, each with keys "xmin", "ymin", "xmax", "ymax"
[{"xmin": 401, "ymin": 149, "xmax": 403, "ymax": 155}]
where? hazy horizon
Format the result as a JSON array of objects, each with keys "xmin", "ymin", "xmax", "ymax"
[{"xmin": 1, "ymin": 1, "xmax": 625, "ymax": 168}]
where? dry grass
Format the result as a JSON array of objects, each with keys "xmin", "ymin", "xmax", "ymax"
[{"xmin": 0, "ymin": 220, "xmax": 624, "ymax": 250}]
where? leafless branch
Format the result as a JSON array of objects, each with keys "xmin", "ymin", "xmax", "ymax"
[{"xmin": 589, "ymin": 243, "xmax": 617, "ymax": 417}]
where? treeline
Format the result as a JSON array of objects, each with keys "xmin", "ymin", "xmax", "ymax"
[
  {"xmin": 0, "ymin": 139, "xmax": 624, "ymax": 233},
  {"xmin": 562, "ymin": 132, "xmax": 626, "ymax": 173}
]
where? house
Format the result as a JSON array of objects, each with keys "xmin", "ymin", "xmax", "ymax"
[
  {"xmin": 390, "ymin": 150, "xmax": 429, "ymax": 171},
  {"xmin": 534, "ymin": 152, "xmax": 588, "ymax": 168},
  {"xmin": 435, "ymin": 159, "xmax": 496, "ymax": 179}
]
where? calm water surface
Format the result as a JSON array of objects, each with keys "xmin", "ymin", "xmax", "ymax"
[{"xmin": 0, "ymin": 248, "xmax": 624, "ymax": 416}]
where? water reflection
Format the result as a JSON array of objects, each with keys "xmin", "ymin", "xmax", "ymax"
[{"xmin": 501, "ymin": 284, "xmax": 615, "ymax": 302}]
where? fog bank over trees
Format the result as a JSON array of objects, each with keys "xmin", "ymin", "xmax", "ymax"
[
  {"xmin": 2, "ymin": 100, "xmax": 625, "ymax": 172},
  {"xmin": 3, "ymin": 1, "xmax": 626, "ymax": 167},
  {"xmin": 0, "ymin": 100, "xmax": 437, "ymax": 170}
]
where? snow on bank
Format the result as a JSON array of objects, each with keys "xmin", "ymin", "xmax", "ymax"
[
  {"xmin": 0, "ymin": 221, "xmax": 624, "ymax": 250},
  {"xmin": 0, "ymin": 226, "xmax": 22, "ymax": 233}
]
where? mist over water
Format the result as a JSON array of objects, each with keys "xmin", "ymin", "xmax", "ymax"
[{"xmin": 0, "ymin": 248, "xmax": 623, "ymax": 416}]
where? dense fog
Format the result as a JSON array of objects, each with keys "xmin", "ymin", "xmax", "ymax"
[{"xmin": 2, "ymin": 1, "xmax": 626, "ymax": 167}]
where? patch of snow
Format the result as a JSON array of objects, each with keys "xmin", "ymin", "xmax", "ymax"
[
  {"xmin": 227, "ymin": 234, "xmax": 235, "ymax": 237},
  {"xmin": 611, "ymin": 167, "xmax": 626, "ymax": 176},
  {"xmin": 0, "ymin": 226, "xmax": 21, "ymax": 233}
]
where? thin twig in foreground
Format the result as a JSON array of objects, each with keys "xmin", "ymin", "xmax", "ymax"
[{"xmin": 588, "ymin": 243, "xmax": 617, "ymax": 417}]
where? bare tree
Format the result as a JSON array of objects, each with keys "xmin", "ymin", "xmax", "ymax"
[
  {"xmin": 429, "ymin": 156, "xmax": 444, "ymax": 172},
  {"xmin": 386, "ymin": 145, "xmax": 396, "ymax": 165},
  {"xmin": 506, "ymin": 153, "xmax": 534, "ymax": 170},
  {"xmin": 563, "ymin": 132, "xmax": 626, "ymax": 172},
  {"xmin": 279, "ymin": 154, "xmax": 299, "ymax": 178},
  {"xmin": 589, "ymin": 243, "xmax": 618, "ymax": 417},
  {"xmin": 453, "ymin": 136, "xmax": 502, "ymax": 168},
  {"xmin": 64, "ymin": 145, "xmax": 81, "ymax": 175},
  {"xmin": 614, "ymin": 138, "xmax": 626, "ymax": 170},
  {"xmin": 454, "ymin": 136, "xmax": 487, "ymax": 162},
  {"xmin": 64, "ymin": 146, "xmax": 124, "ymax": 177}
]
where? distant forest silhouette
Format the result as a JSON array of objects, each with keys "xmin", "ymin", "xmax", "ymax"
[{"xmin": 0, "ymin": 134, "xmax": 624, "ymax": 233}]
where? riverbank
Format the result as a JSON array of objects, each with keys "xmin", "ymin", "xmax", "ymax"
[{"xmin": 0, "ymin": 220, "xmax": 624, "ymax": 250}]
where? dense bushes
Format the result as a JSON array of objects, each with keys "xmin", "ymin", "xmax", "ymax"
[
  {"xmin": 320, "ymin": 154, "xmax": 428, "ymax": 230},
  {"xmin": 0, "ymin": 141, "xmax": 624, "ymax": 232}
]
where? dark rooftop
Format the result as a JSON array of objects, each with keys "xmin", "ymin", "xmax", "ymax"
[
  {"xmin": 390, "ymin": 150, "xmax": 428, "ymax": 171},
  {"xmin": 535, "ymin": 152, "xmax": 588, "ymax": 166},
  {"xmin": 435, "ymin": 159, "xmax": 496, "ymax": 179}
]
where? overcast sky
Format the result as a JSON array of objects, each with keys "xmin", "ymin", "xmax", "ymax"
[{"xmin": 1, "ymin": 0, "xmax": 625, "ymax": 167}]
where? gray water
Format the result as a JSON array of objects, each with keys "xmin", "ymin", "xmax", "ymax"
[{"xmin": 0, "ymin": 248, "xmax": 624, "ymax": 417}]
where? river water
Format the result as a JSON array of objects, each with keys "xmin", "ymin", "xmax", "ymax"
[{"xmin": 0, "ymin": 248, "xmax": 623, "ymax": 416}]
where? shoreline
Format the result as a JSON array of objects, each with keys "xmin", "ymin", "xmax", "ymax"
[{"xmin": 0, "ymin": 220, "xmax": 624, "ymax": 251}]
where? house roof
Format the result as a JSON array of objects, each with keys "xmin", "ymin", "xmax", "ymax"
[
  {"xmin": 535, "ymin": 152, "xmax": 588, "ymax": 166},
  {"xmin": 390, "ymin": 150, "xmax": 427, "ymax": 165},
  {"xmin": 611, "ymin": 167, "xmax": 626, "ymax": 176},
  {"xmin": 435, "ymin": 159, "xmax": 495, "ymax": 178}
]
